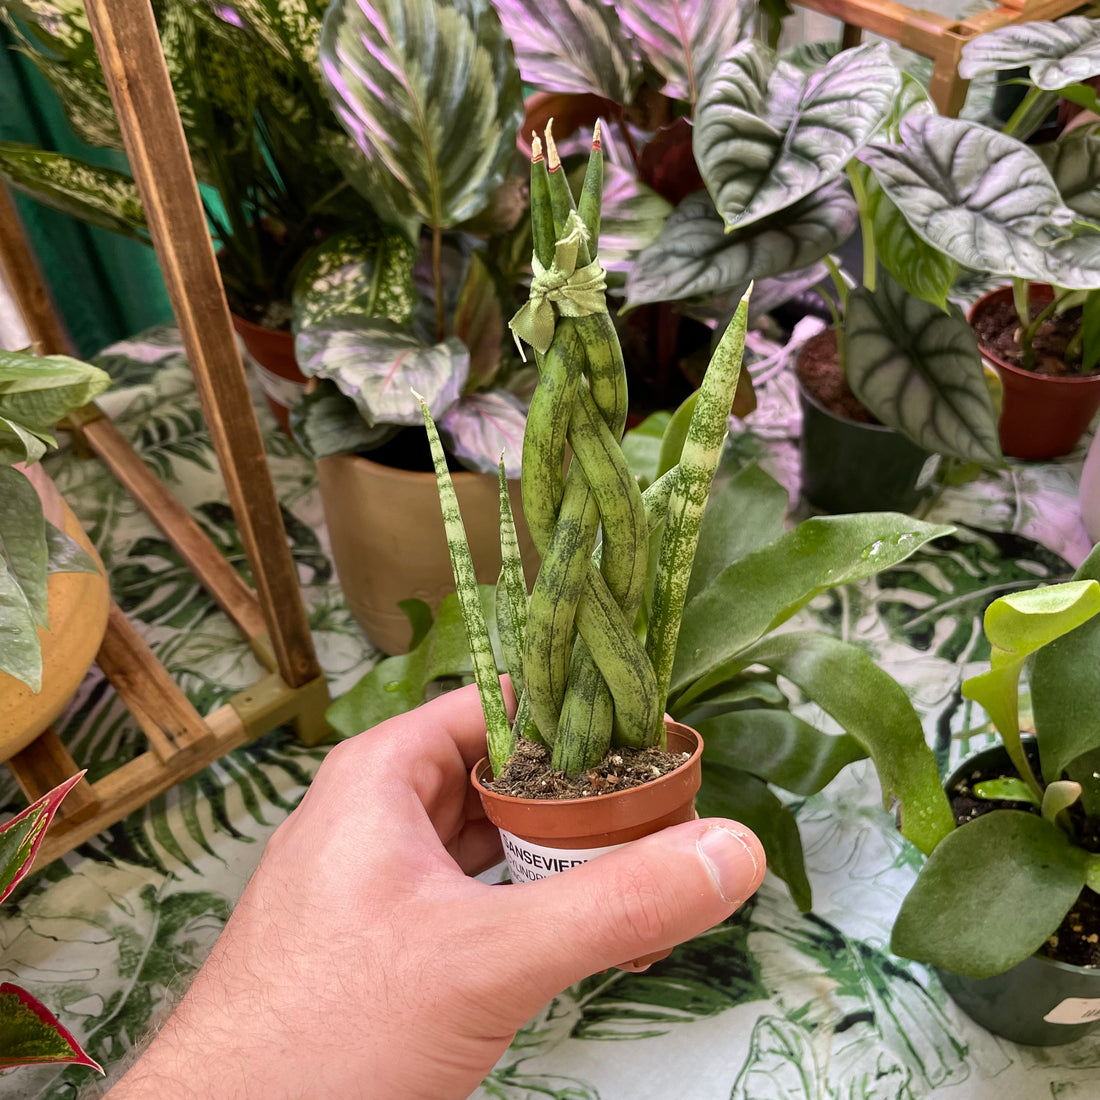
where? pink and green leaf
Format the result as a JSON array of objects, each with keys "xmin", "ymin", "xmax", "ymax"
[{"xmin": 0, "ymin": 983, "xmax": 101, "ymax": 1071}]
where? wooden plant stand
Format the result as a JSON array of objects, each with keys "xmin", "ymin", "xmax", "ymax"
[
  {"xmin": 793, "ymin": 0, "xmax": 1082, "ymax": 117},
  {"xmin": 0, "ymin": 0, "xmax": 333, "ymax": 869}
]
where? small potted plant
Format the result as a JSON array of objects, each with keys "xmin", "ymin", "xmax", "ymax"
[
  {"xmin": 891, "ymin": 560, "xmax": 1100, "ymax": 1046},
  {"xmin": 0, "ymin": 349, "xmax": 111, "ymax": 760}
]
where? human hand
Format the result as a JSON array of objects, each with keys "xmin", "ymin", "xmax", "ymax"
[{"xmin": 106, "ymin": 682, "xmax": 765, "ymax": 1100}]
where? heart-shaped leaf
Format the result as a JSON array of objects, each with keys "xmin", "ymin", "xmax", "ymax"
[
  {"xmin": 624, "ymin": 184, "xmax": 856, "ymax": 309},
  {"xmin": 617, "ymin": 0, "xmax": 753, "ymax": 105},
  {"xmin": 454, "ymin": 253, "xmax": 506, "ymax": 390},
  {"xmin": 489, "ymin": 0, "xmax": 636, "ymax": 100},
  {"xmin": 844, "ymin": 274, "xmax": 1002, "ymax": 465},
  {"xmin": 1036, "ymin": 131, "xmax": 1100, "ymax": 222},
  {"xmin": 288, "ymin": 380, "xmax": 400, "ymax": 460},
  {"xmin": 295, "ymin": 317, "xmax": 468, "ymax": 426},
  {"xmin": 861, "ymin": 115, "xmax": 1081, "ymax": 285},
  {"xmin": 437, "ymin": 389, "xmax": 526, "ymax": 475},
  {"xmin": 0, "ymin": 351, "xmax": 111, "ymax": 432},
  {"xmin": 0, "ymin": 982, "xmax": 102, "ymax": 1071},
  {"xmin": 694, "ymin": 40, "xmax": 899, "ymax": 229},
  {"xmin": 292, "ymin": 227, "xmax": 418, "ymax": 335},
  {"xmin": 958, "ymin": 16, "xmax": 1100, "ymax": 92},
  {"xmin": 320, "ymin": 0, "xmax": 524, "ymax": 228}
]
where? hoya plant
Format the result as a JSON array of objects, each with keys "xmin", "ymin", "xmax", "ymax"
[
  {"xmin": 329, "ymin": 128, "xmax": 957, "ymax": 909},
  {"xmin": 1, "ymin": 350, "xmax": 109, "ymax": 690},
  {"xmin": 0, "ymin": 774, "xmax": 101, "ymax": 1072},
  {"xmin": 893, "ymin": 555, "xmax": 1100, "ymax": 978}
]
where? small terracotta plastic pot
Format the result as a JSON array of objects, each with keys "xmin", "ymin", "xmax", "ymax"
[
  {"xmin": 230, "ymin": 313, "xmax": 308, "ymax": 434},
  {"xmin": 969, "ymin": 284, "xmax": 1100, "ymax": 461}
]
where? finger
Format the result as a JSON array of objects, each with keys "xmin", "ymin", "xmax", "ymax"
[{"xmin": 474, "ymin": 819, "xmax": 765, "ymax": 1019}]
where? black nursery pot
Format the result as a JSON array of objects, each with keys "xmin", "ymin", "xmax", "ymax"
[
  {"xmin": 797, "ymin": 382, "xmax": 939, "ymax": 514},
  {"xmin": 934, "ymin": 743, "xmax": 1100, "ymax": 1047}
]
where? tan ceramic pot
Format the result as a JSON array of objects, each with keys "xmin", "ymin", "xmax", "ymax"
[
  {"xmin": 0, "ymin": 467, "xmax": 110, "ymax": 761},
  {"xmin": 317, "ymin": 452, "xmax": 539, "ymax": 655}
]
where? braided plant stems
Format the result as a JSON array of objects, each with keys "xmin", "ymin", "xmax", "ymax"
[{"xmin": 421, "ymin": 124, "xmax": 750, "ymax": 779}]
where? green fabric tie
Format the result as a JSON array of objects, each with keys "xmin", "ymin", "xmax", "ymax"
[{"xmin": 509, "ymin": 211, "xmax": 607, "ymax": 358}]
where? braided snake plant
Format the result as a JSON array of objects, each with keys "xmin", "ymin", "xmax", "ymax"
[{"xmin": 419, "ymin": 124, "xmax": 749, "ymax": 778}]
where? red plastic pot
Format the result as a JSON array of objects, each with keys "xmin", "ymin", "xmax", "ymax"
[
  {"xmin": 969, "ymin": 284, "xmax": 1100, "ymax": 461},
  {"xmin": 230, "ymin": 313, "xmax": 308, "ymax": 434}
]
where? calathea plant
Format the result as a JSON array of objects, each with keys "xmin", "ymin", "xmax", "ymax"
[
  {"xmin": 892, "ymin": 557, "xmax": 1100, "ymax": 979},
  {"xmin": 0, "ymin": 350, "xmax": 109, "ymax": 690}
]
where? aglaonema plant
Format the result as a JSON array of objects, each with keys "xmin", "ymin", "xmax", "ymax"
[
  {"xmin": 0, "ymin": 774, "xmax": 102, "ymax": 1073},
  {"xmin": 893, "ymin": 553, "xmax": 1100, "ymax": 979}
]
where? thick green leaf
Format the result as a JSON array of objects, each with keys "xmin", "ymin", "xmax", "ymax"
[
  {"xmin": 621, "ymin": 411, "xmax": 672, "ymax": 488},
  {"xmin": 860, "ymin": 116, "xmax": 1091, "ymax": 286},
  {"xmin": 1035, "ymin": 131, "xmax": 1100, "ymax": 222},
  {"xmin": 295, "ymin": 317, "xmax": 468, "ymax": 426},
  {"xmin": 320, "ymin": 0, "xmax": 524, "ymax": 228},
  {"xmin": 737, "ymin": 631, "xmax": 953, "ymax": 854},
  {"xmin": 0, "ymin": 467, "xmax": 48, "ymax": 630},
  {"xmin": 0, "ymin": 351, "xmax": 111, "ymax": 432},
  {"xmin": 675, "ymin": 673, "xmax": 787, "ymax": 722},
  {"xmin": 624, "ymin": 184, "xmax": 857, "ymax": 309},
  {"xmin": 671, "ymin": 514, "xmax": 954, "ymax": 697},
  {"xmin": 1084, "ymin": 289, "xmax": 1100, "ymax": 373},
  {"xmin": 0, "ymin": 145, "xmax": 147, "ymax": 241},
  {"xmin": 698, "ymin": 709, "xmax": 866, "ymax": 796},
  {"xmin": 44, "ymin": 521, "xmax": 98, "ymax": 577},
  {"xmin": 288, "ymin": 380, "xmax": 399, "ymax": 460},
  {"xmin": 957, "ymin": 16, "xmax": 1100, "ymax": 92},
  {"xmin": 844, "ymin": 274, "xmax": 1002, "ymax": 465},
  {"xmin": 697, "ymin": 761, "xmax": 812, "ymax": 911},
  {"xmin": 618, "ymin": 0, "xmax": 753, "ymax": 105},
  {"xmin": 0, "ymin": 564, "xmax": 39, "ymax": 691},
  {"xmin": 0, "ymin": 418, "xmax": 50, "ymax": 467},
  {"xmin": 973, "ymin": 777, "xmax": 1040, "ymax": 806},
  {"xmin": 0, "ymin": 982, "xmax": 101, "ymax": 1071},
  {"xmin": 437, "ymin": 390, "xmax": 527, "ymax": 476},
  {"xmin": 694, "ymin": 41, "xmax": 898, "ymax": 230},
  {"xmin": 891, "ymin": 810, "xmax": 1088, "ymax": 978},
  {"xmin": 984, "ymin": 579, "xmax": 1100, "ymax": 664},
  {"xmin": 291, "ymin": 227, "xmax": 418, "ymax": 335},
  {"xmin": 454, "ymin": 253, "xmax": 505, "ymax": 390}
]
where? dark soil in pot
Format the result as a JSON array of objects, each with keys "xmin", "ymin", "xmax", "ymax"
[
  {"xmin": 795, "ymin": 328, "xmax": 877, "ymax": 422},
  {"xmin": 970, "ymin": 295, "xmax": 1091, "ymax": 378}
]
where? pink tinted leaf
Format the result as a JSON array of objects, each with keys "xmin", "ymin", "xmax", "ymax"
[
  {"xmin": 438, "ymin": 390, "xmax": 527, "ymax": 476},
  {"xmin": 0, "ymin": 772, "xmax": 85, "ymax": 903},
  {"xmin": 0, "ymin": 983, "xmax": 102, "ymax": 1072}
]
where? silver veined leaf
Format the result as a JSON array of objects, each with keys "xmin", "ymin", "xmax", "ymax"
[
  {"xmin": 294, "ymin": 317, "xmax": 468, "ymax": 426},
  {"xmin": 624, "ymin": 184, "xmax": 856, "ymax": 309},
  {"xmin": 617, "ymin": 0, "xmax": 753, "ymax": 106},
  {"xmin": 845, "ymin": 274, "xmax": 1002, "ymax": 465},
  {"xmin": 288, "ymin": 379, "xmax": 401, "ymax": 459},
  {"xmin": 958, "ymin": 16, "xmax": 1100, "ymax": 92},
  {"xmin": 1036, "ymin": 131, "xmax": 1100, "ymax": 222},
  {"xmin": 438, "ymin": 389, "xmax": 526, "ymax": 475},
  {"xmin": 489, "ymin": 0, "xmax": 636, "ymax": 101},
  {"xmin": 694, "ymin": 40, "xmax": 899, "ymax": 229},
  {"xmin": 861, "ymin": 114, "xmax": 1081, "ymax": 285}
]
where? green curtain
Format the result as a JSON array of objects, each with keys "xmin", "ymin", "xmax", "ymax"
[{"xmin": 0, "ymin": 25, "xmax": 172, "ymax": 357}]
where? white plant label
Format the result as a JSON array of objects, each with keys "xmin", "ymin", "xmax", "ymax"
[
  {"xmin": 1043, "ymin": 997, "xmax": 1100, "ymax": 1025},
  {"xmin": 499, "ymin": 829, "xmax": 625, "ymax": 883}
]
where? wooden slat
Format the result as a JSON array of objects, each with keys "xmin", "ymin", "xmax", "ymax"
[
  {"xmin": 80, "ymin": 413, "xmax": 268, "ymax": 640},
  {"xmin": 0, "ymin": 184, "xmax": 70, "ymax": 354},
  {"xmin": 82, "ymin": 0, "xmax": 321, "ymax": 690},
  {"xmin": 8, "ymin": 730, "xmax": 99, "ymax": 824},
  {"xmin": 95, "ymin": 602, "xmax": 213, "ymax": 761}
]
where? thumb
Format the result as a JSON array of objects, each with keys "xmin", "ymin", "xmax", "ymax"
[{"xmin": 486, "ymin": 818, "xmax": 765, "ymax": 1010}]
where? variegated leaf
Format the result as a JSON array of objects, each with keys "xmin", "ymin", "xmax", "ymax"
[
  {"xmin": 0, "ymin": 145, "xmax": 146, "ymax": 241},
  {"xmin": 845, "ymin": 274, "xmax": 1002, "ymax": 465},
  {"xmin": 861, "ymin": 115, "xmax": 1083, "ymax": 285},
  {"xmin": 489, "ymin": 0, "xmax": 636, "ymax": 101},
  {"xmin": 0, "ymin": 466, "xmax": 48, "ymax": 631},
  {"xmin": 294, "ymin": 317, "xmax": 468, "ymax": 426},
  {"xmin": 1036, "ymin": 131, "xmax": 1100, "ymax": 221},
  {"xmin": 0, "ymin": 350, "xmax": 112, "ymax": 431},
  {"xmin": 320, "ymin": 0, "xmax": 524, "ymax": 228},
  {"xmin": 694, "ymin": 40, "xmax": 899, "ymax": 229},
  {"xmin": 454, "ymin": 253, "xmax": 506, "ymax": 390},
  {"xmin": 0, "ymin": 983, "xmax": 101, "ymax": 1071},
  {"xmin": 624, "ymin": 184, "xmax": 856, "ymax": 309},
  {"xmin": 438, "ymin": 389, "xmax": 526, "ymax": 475},
  {"xmin": 288, "ymin": 379, "xmax": 399, "ymax": 459},
  {"xmin": 958, "ymin": 16, "xmax": 1100, "ymax": 91},
  {"xmin": 0, "ymin": 418, "xmax": 50, "ymax": 467},
  {"xmin": 617, "ymin": 0, "xmax": 753, "ymax": 105}
]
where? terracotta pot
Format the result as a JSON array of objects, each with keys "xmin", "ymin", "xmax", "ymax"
[
  {"xmin": 230, "ymin": 313, "xmax": 308, "ymax": 434},
  {"xmin": 969, "ymin": 284, "xmax": 1100, "ymax": 461},
  {"xmin": 317, "ymin": 451, "xmax": 539, "ymax": 655},
  {"xmin": 0, "ymin": 467, "xmax": 110, "ymax": 762}
]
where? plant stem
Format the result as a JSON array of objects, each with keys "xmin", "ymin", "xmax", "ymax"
[
  {"xmin": 432, "ymin": 224, "xmax": 445, "ymax": 342},
  {"xmin": 846, "ymin": 164, "xmax": 876, "ymax": 292},
  {"xmin": 1003, "ymin": 86, "xmax": 1058, "ymax": 141},
  {"xmin": 617, "ymin": 113, "xmax": 642, "ymax": 172}
]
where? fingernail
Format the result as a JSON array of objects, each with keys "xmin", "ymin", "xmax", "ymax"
[{"xmin": 697, "ymin": 826, "xmax": 763, "ymax": 905}]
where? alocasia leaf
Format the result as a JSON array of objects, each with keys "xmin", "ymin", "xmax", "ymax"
[
  {"xmin": 844, "ymin": 274, "xmax": 1002, "ymax": 465},
  {"xmin": 320, "ymin": 0, "xmax": 524, "ymax": 228},
  {"xmin": 624, "ymin": 184, "xmax": 856, "ymax": 309},
  {"xmin": 454, "ymin": 253, "xmax": 506, "ymax": 390},
  {"xmin": 437, "ymin": 389, "xmax": 526, "ymax": 475},
  {"xmin": 617, "ymin": 0, "xmax": 753, "ymax": 105},
  {"xmin": 0, "ymin": 351, "xmax": 111, "ymax": 432},
  {"xmin": 694, "ymin": 40, "xmax": 898, "ymax": 229},
  {"xmin": 958, "ymin": 16, "xmax": 1100, "ymax": 92},
  {"xmin": 489, "ymin": 0, "xmax": 636, "ymax": 101},
  {"xmin": 1036, "ymin": 131, "xmax": 1100, "ymax": 221},
  {"xmin": 295, "ymin": 317, "xmax": 468, "ymax": 426},
  {"xmin": 0, "ymin": 982, "xmax": 102, "ymax": 1071}
]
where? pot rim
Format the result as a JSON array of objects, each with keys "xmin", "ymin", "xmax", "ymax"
[
  {"xmin": 794, "ymin": 337, "xmax": 903, "ymax": 435},
  {"xmin": 319, "ymin": 449, "xmax": 508, "ymax": 485},
  {"xmin": 968, "ymin": 283, "xmax": 1100, "ymax": 387}
]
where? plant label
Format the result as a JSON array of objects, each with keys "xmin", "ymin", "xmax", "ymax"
[
  {"xmin": 1043, "ymin": 997, "xmax": 1100, "ymax": 1025},
  {"xmin": 499, "ymin": 829, "xmax": 625, "ymax": 883}
]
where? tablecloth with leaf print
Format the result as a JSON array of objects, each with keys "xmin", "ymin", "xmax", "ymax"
[{"xmin": 2, "ymin": 321, "xmax": 1098, "ymax": 1100}]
